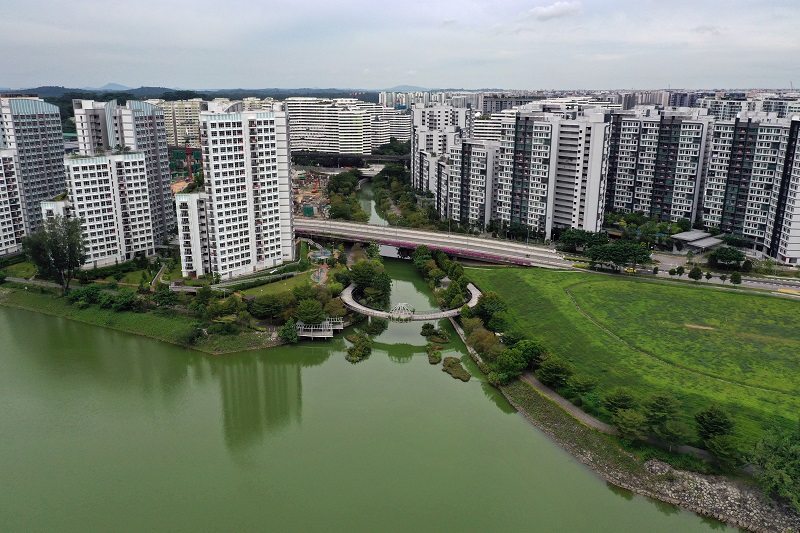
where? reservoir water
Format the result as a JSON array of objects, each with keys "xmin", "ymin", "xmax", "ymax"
[{"xmin": 0, "ymin": 254, "xmax": 724, "ymax": 531}]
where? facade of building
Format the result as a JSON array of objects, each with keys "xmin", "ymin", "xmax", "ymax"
[
  {"xmin": 446, "ymin": 139, "xmax": 500, "ymax": 227},
  {"xmin": 756, "ymin": 98, "xmax": 800, "ymax": 118},
  {"xmin": 42, "ymin": 153, "xmax": 155, "ymax": 268},
  {"xmin": 479, "ymin": 93, "xmax": 541, "ymax": 114},
  {"xmin": 0, "ymin": 96, "xmax": 66, "ymax": 256},
  {"xmin": 411, "ymin": 105, "xmax": 471, "ymax": 190},
  {"xmin": 605, "ymin": 107, "xmax": 712, "ymax": 223},
  {"xmin": 176, "ymin": 105, "xmax": 294, "ymax": 280},
  {"xmin": 148, "ymin": 98, "xmax": 204, "ymax": 147},
  {"xmin": 471, "ymin": 113, "xmax": 504, "ymax": 142},
  {"xmin": 74, "ymin": 99, "xmax": 175, "ymax": 243},
  {"xmin": 494, "ymin": 111, "xmax": 610, "ymax": 238},
  {"xmin": 695, "ymin": 98, "xmax": 757, "ymax": 120},
  {"xmin": 284, "ymin": 97, "xmax": 410, "ymax": 154},
  {"xmin": 702, "ymin": 115, "xmax": 800, "ymax": 263}
]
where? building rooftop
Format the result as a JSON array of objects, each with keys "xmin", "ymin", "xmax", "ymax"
[{"xmin": 671, "ymin": 230, "xmax": 711, "ymax": 242}]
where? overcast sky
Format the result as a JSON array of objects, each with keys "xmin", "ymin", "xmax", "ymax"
[{"xmin": 2, "ymin": 0, "xmax": 798, "ymax": 90}]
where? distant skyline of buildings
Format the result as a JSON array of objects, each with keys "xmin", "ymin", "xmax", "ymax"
[
  {"xmin": 410, "ymin": 92, "xmax": 800, "ymax": 264},
  {"xmin": 3, "ymin": 86, "xmax": 800, "ymax": 273}
]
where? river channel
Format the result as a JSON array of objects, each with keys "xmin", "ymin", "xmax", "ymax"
[{"xmin": 0, "ymin": 186, "xmax": 724, "ymax": 531}]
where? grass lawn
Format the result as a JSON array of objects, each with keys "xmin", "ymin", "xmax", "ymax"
[
  {"xmin": 468, "ymin": 267, "xmax": 800, "ymax": 446},
  {"xmin": 3, "ymin": 261, "xmax": 36, "ymax": 279},
  {"xmin": 241, "ymin": 271, "xmax": 314, "ymax": 297},
  {"xmin": 239, "ymin": 265, "xmax": 345, "ymax": 297},
  {"xmin": 104, "ymin": 268, "xmax": 153, "ymax": 285}
]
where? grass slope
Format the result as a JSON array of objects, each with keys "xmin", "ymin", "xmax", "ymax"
[
  {"xmin": 0, "ymin": 288, "xmax": 197, "ymax": 346},
  {"xmin": 3, "ymin": 261, "xmax": 36, "ymax": 278},
  {"xmin": 468, "ymin": 268, "xmax": 800, "ymax": 446}
]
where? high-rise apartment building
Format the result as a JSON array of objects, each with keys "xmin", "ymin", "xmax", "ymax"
[
  {"xmin": 695, "ymin": 98, "xmax": 757, "ymax": 120},
  {"xmin": 176, "ymin": 105, "xmax": 294, "ymax": 280},
  {"xmin": 446, "ymin": 139, "xmax": 500, "ymax": 227},
  {"xmin": 284, "ymin": 97, "xmax": 410, "ymax": 155},
  {"xmin": 495, "ymin": 111, "xmax": 610, "ymax": 238},
  {"xmin": 74, "ymin": 99, "xmax": 175, "ymax": 242},
  {"xmin": 605, "ymin": 107, "xmax": 712, "ymax": 222},
  {"xmin": 411, "ymin": 105, "xmax": 472, "ymax": 190},
  {"xmin": 702, "ymin": 115, "xmax": 800, "ymax": 263},
  {"xmin": 42, "ymin": 152, "xmax": 155, "ymax": 268},
  {"xmin": 0, "ymin": 95, "xmax": 66, "ymax": 256},
  {"xmin": 151, "ymin": 98, "xmax": 204, "ymax": 147}
]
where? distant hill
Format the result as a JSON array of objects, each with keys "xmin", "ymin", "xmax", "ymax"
[
  {"xmin": 96, "ymin": 83, "xmax": 132, "ymax": 91},
  {"xmin": 12, "ymin": 86, "xmax": 378, "ymax": 101}
]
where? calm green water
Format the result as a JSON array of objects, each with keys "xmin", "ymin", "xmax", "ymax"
[
  {"xmin": 0, "ymin": 258, "xmax": 723, "ymax": 532},
  {"xmin": 358, "ymin": 181, "xmax": 387, "ymax": 225}
]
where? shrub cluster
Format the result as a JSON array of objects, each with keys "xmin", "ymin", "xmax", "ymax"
[
  {"xmin": 412, "ymin": 246, "xmax": 470, "ymax": 308},
  {"xmin": 345, "ymin": 332, "xmax": 372, "ymax": 363},
  {"xmin": 427, "ymin": 342, "xmax": 443, "ymax": 365},
  {"xmin": 442, "ymin": 357, "xmax": 470, "ymax": 382}
]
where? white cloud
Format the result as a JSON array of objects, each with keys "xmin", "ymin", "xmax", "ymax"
[
  {"xmin": 692, "ymin": 25, "xmax": 724, "ymax": 36},
  {"xmin": 522, "ymin": 1, "xmax": 581, "ymax": 21}
]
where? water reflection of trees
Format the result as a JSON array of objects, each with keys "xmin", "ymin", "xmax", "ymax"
[
  {"xmin": 3, "ymin": 309, "xmax": 191, "ymax": 401},
  {"xmin": 2, "ymin": 308, "xmax": 334, "ymax": 454}
]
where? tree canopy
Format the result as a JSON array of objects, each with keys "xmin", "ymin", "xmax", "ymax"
[
  {"xmin": 295, "ymin": 299, "xmax": 325, "ymax": 324},
  {"xmin": 584, "ymin": 241, "xmax": 651, "ymax": 270},
  {"xmin": 750, "ymin": 427, "xmax": 800, "ymax": 513},
  {"xmin": 557, "ymin": 229, "xmax": 609, "ymax": 252},
  {"xmin": 22, "ymin": 215, "xmax": 87, "ymax": 291},
  {"xmin": 707, "ymin": 246, "xmax": 746, "ymax": 269}
]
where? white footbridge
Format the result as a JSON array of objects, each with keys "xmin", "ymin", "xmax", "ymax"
[{"xmin": 340, "ymin": 283, "xmax": 481, "ymax": 322}]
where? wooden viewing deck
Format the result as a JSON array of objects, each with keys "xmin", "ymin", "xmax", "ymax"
[{"xmin": 296, "ymin": 318, "xmax": 345, "ymax": 339}]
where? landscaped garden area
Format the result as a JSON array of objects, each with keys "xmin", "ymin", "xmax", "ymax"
[{"xmin": 467, "ymin": 267, "xmax": 800, "ymax": 447}]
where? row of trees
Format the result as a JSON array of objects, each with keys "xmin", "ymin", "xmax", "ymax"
[
  {"xmin": 604, "ymin": 212, "xmax": 693, "ymax": 251},
  {"xmin": 372, "ymin": 163, "xmax": 438, "ymax": 228},
  {"xmin": 669, "ymin": 266, "xmax": 743, "ymax": 285},
  {"xmin": 557, "ymin": 228, "xmax": 652, "ymax": 271},
  {"xmin": 327, "ymin": 169, "xmax": 369, "ymax": 222},
  {"xmin": 371, "ymin": 137, "xmax": 410, "ymax": 156},
  {"xmin": 706, "ymin": 246, "xmax": 752, "ymax": 271},
  {"xmin": 292, "ymin": 151, "xmax": 364, "ymax": 168},
  {"xmin": 584, "ymin": 240, "xmax": 652, "ymax": 271},
  {"xmin": 601, "ymin": 387, "xmax": 740, "ymax": 462},
  {"xmin": 411, "ymin": 245, "xmax": 471, "ymax": 309}
]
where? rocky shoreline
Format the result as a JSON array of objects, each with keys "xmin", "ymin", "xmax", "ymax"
[
  {"xmin": 501, "ymin": 384, "xmax": 800, "ymax": 533},
  {"xmin": 448, "ymin": 315, "xmax": 799, "ymax": 532}
]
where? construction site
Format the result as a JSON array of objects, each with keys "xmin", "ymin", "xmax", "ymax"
[{"xmin": 292, "ymin": 169, "xmax": 330, "ymax": 218}]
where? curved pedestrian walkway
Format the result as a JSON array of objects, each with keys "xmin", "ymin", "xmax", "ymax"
[
  {"xmin": 520, "ymin": 371, "xmax": 712, "ymax": 459},
  {"xmin": 522, "ymin": 371, "xmax": 618, "ymax": 434},
  {"xmin": 340, "ymin": 282, "xmax": 481, "ymax": 321}
]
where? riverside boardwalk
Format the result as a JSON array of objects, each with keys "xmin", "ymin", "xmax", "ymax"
[{"xmin": 340, "ymin": 283, "xmax": 481, "ymax": 321}]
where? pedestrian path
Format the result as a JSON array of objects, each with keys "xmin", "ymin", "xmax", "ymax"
[{"xmin": 340, "ymin": 283, "xmax": 481, "ymax": 321}]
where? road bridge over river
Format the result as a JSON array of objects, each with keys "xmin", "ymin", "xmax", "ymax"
[{"xmin": 294, "ymin": 219, "xmax": 572, "ymax": 268}]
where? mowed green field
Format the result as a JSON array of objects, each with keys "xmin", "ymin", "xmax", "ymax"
[
  {"xmin": 239, "ymin": 265, "xmax": 345, "ymax": 297},
  {"xmin": 468, "ymin": 268, "xmax": 800, "ymax": 446}
]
